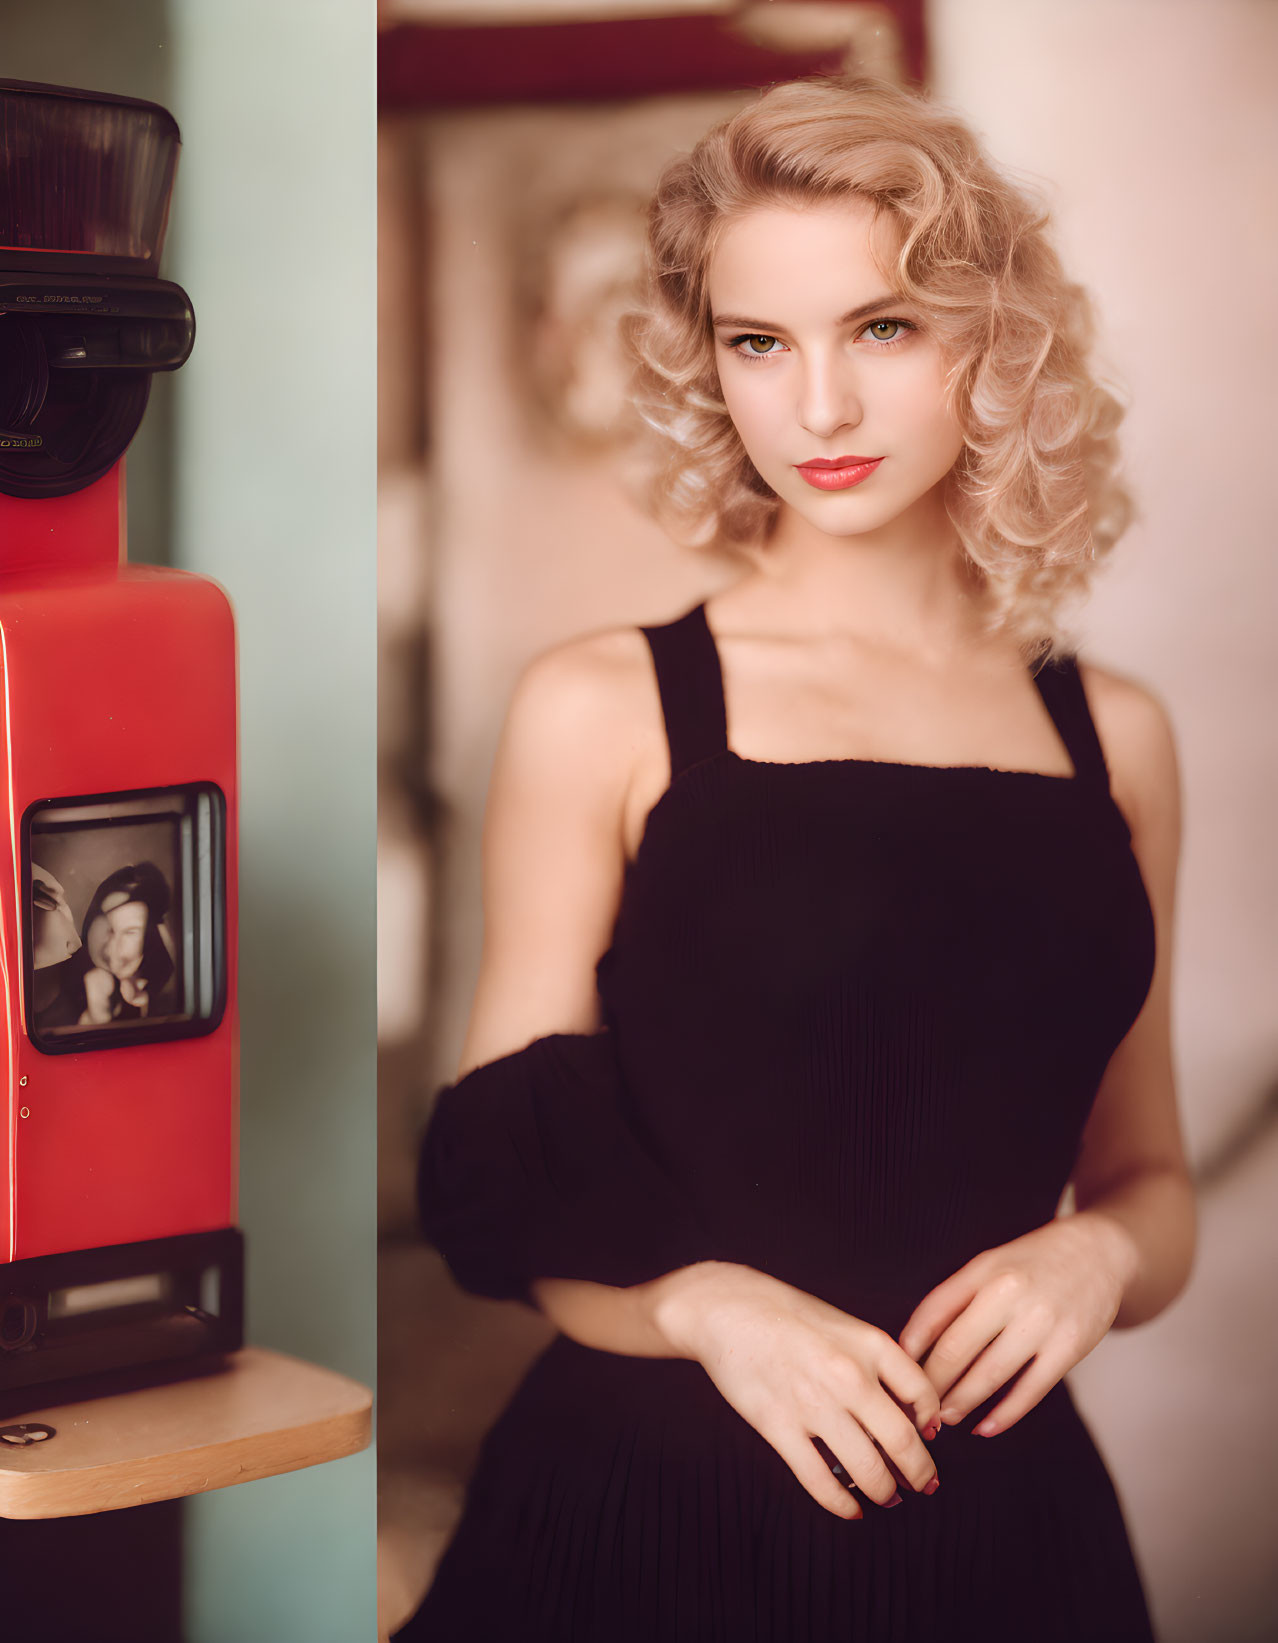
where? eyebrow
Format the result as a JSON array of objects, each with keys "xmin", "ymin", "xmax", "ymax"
[{"xmin": 711, "ymin": 294, "xmax": 905, "ymax": 331}]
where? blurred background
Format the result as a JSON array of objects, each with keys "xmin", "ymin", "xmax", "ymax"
[
  {"xmin": 377, "ymin": 1, "xmax": 1278, "ymax": 1639},
  {"xmin": 3, "ymin": 3, "xmax": 376, "ymax": 1640}
]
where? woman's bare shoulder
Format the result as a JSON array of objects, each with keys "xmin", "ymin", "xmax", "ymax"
[
  {"xmin": 459, "ymin": 618, "xmax": 671, "ymax": 1063},
  {"xmin": 504, "ymin": 620, "xmax": 662, "ymax": 772},
  {"xmin": 1076, "ymin": 659, "xmax": 1180, "ymax": 841},
  {"xmin": 502, "ymin": 616, "xmax": 680, "ymax": 867},
  {"xmin": 493, "ymin": 618, "xmax": 674, "ymax": 852},
  {"xmin": 516, "ymin": 620, "xmax": 656, "ymax": 701}
]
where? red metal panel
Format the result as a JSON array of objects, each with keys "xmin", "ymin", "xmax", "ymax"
[
  {"xmin": 0, "ymin": 466, "xmax": 122, "ymax": 575},
  {"xmin": 0, "ymin": 471, "xmax": 239, "ymax": 1261}
]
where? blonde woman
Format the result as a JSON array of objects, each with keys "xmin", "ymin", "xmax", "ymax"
[{"xmin": 397, "ymin": 75, "xmax": 1193, "ymax": 1642}]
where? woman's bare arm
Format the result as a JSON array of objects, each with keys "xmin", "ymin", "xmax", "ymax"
[
  {"xmin": 455, "ymin": 628, "xmax": 685, "ymax": 1339},
  {"xmin": 454, "ymin": 630, "xmax": 688, "ymax": 1332},
  {"xmin": 456, "ymin": 633, "xmax": 730, "ymax": 1354},
  {"xmin": 455, "ymin": 630, "xmax": 644, "ymax": 1077},
  {"xmin": 1065, "ymin": 665, "xmax": 1196, "ymax": 1327}
]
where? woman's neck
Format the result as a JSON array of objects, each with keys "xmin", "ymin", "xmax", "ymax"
[{"xmin": 736, "ymin": 492, "xmax": 991, "ymax": 663}]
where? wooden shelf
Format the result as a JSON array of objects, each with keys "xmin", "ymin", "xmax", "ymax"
[{"xmin": 0, "ymin": 1346, "xmax": 372, "ymax": 1519}]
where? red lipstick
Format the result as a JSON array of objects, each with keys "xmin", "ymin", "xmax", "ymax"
[{"xmin": 795, "ymin": 455, "xmax": 884, "ymax": 491}]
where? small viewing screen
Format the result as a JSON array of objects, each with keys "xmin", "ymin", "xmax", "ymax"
[{"xmin": 25, "ymin": 784, "xmax": 225, "ymax": 1052}]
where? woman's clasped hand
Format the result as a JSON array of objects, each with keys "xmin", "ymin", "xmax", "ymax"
[
  {"xmin": 643, "ymin": 1218, "xmax": 1134, "ymax": 1519},
  {"xmin": 897, "ymin": 1216, "xmax": 1137, "ymax": 1438},
  {"xmin": 648, "ymin": 1261, "xmax": 944, "ymax": 1520}
]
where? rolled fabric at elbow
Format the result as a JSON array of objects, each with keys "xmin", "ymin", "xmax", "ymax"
[{"xmin": 415, "ymin": 1028, "xmax": 712, "ymax": 1304}]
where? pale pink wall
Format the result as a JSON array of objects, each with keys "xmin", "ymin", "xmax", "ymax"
[{"xmin": 930, "ymin": 4, "xmax": 1278, "ymax": 1637}]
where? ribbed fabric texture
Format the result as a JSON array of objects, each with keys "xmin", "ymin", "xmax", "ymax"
[
  {"xmin": 417, "ymin": 1028, "xmax": 715, "ymax": 1303},
  {"xmin": 397, "ymin": 601, "xmax": 1158, "ymax": 1643}
]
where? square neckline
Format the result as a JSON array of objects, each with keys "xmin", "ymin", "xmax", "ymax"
[
  {"xmin": 696, "ymin": 602, "xmax": 1080, "ymax": 785},
  {"xmin": 617, "ymin": 601, "xmax": 1125, "ymax": 898}
]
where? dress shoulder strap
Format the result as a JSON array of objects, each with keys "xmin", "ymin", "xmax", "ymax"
[
  {"xmin": 1030, "ymin": 651, "xmax": 1110, "ymax": 790},
  {"xmin": 639, "ymin": 601, "xmax": 729, "ymax": 781}
]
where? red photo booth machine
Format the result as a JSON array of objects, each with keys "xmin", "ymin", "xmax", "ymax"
[{"xmin": 0, "ymin": 80, "xmax": 243, "ymax": 1392}]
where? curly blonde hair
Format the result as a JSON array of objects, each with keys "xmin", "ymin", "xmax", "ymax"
[{"xmin": 618, "ymin": 75, "xmax": 1133, "ymax": 656}]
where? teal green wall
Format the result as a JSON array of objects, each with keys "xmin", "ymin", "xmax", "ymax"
[
  {"xmin": 3, "ymin": 5, "xmax": 377, "ymax": 1638},
  {"xmin": 166, "ymin": 3, "xmax": 376, "ymax": 1639}
]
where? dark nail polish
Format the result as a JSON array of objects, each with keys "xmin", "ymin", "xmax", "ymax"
[
  {"xmin": 885, "ymin": 1491, "xmax": 903, "ymax": 1507},
  {"xmin": 923, "ymin": 1476, "xmax": 940, "ymax": 1496}
]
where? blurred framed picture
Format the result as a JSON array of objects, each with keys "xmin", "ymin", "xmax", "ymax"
[{"xmin": 23, "ymin": 782, "xmax": 226, "ymax": 1052}]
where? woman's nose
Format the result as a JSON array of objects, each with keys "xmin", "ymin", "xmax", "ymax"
[{"xmin": 796, "ymin": 357, "xmax": 863, "ymax": 441}]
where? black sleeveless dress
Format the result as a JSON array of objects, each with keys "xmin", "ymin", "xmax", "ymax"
[{"xmin": 397, "ymin": 601, "xmax": 1159, "ymax": 1643}]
